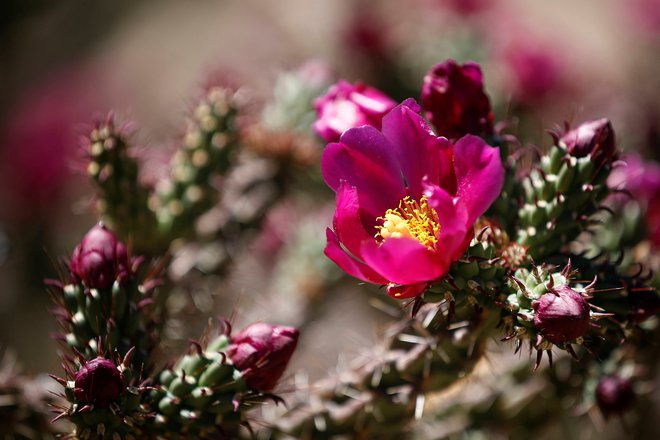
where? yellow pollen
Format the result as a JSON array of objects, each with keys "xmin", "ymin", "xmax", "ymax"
[{"xmin": 375, "ymin": 196, "xmax": 441, "ymax": 249}]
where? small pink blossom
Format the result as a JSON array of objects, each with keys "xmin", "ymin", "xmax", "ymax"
[
  {"xmin": 314, "ymin": 81, "xmax": 397, "ymax": 143},
  {"xmin": 322, "ymin": 99, "xmax": 504, "ymax": 299}
]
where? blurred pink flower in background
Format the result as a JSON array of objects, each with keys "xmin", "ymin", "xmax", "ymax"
[
  {"xmin": 314, "ymin": 81, "xmax": 396, "ymax": 143},
  {"xmin": 608, "ymin": 154, "xmax": 660, "ymax": 247},
  {"xmin": 500, "ymin": 39, "xmax": 565, "ymax": 104},
  {"xmin": 630, "ymin": 0, "xmax": 660, "ymax": 36},
  {"xmin": 0, "ymin": 66, "xmax": 104, "ymax": 220}
]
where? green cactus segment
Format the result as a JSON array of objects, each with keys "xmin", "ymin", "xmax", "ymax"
[
  {"xmin": 148, "ymin": 334, "xmax": 262, "ymax": 439},
  {"xmin": 274, "ymin": 306, "xmax": 500, "ymax": 438},
  {"xmin": 273, "ymin": 238, "xmax": 512, "ymax": 439},
  {"xmin": 423, "ymin": 238, "xmax": 505, "ymax": 305},
  {"xmin": 151, "ymin": 87, "xmax": 240, "ymax": 239},
  {"xmin": 86, "ymin": 120, "xmax": 156, "ymax": 250},
  {"xmin": 516, "ymin": 144, "xmax": 612, "ymax": 258},
  {"xmin": 51, "ymin": 278, "xmax": 157, "ymax": 372}
]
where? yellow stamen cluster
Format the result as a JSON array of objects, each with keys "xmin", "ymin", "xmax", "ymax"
[{"xmin": 375, "ymin": 196, "xmax": 441, "ymax": 250}]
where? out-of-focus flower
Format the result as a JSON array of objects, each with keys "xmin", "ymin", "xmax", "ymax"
[
  {"xmin": 629, "ymin": 0, "xmax": 660, "ymax": 36},
  {"xmin": 227, "ymin": 323, "xmax": 299, "ymax": 392},
  {"xmin": 501, "ymin": 41, "xmax": 564, "ymax": 104},
  {"xmin": 608, "ymin": 154, "xmax": 660, "ymax": 247},
  {"xmin": 74, "ymin": 357, "xmax": 124, "ymax": 408},
  {"xmin": 322, "ymin": 99, "xmax": 503, "ymax": 299},
  {"xmin": 70, "ymin": 223, "xmax": 131, "ymax": 289},
  {"xmin": 313, "ymin": 81, "xmax": 396, "ymax": 143},
  {"xmin": 421, "ymin": 60, "xmax": 494, "ymax": 140},
  {"xmin": 0, "ymin": 67, "xmax": 102, "ymax": 220},
  {"xmin": 595, "ymin": 375, "xmax": 635, "ymax": 418},
  {"xmin": 561, "ymin": 118, "xmax": 616, "ymax": 166},
  {"xmin": 532, "ymin": 285, "xmax": 590, "ymax": 345}
]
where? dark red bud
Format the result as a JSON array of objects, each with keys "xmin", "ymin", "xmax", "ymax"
[
  {"xmin": 595, "ymin": 375, "xmax": 635, "ymax": 418},
  {"xmin": 74, "ymin": 357, "xmax": 124, "ymax": 408},
  {"xmin": 421, "ymin": 59, "xmax": 494, "ymax": 140},
  {"xmin": 70, "ymin": 223, "xmax": 130, "ymax": 289},
  {"xmin": 226, "ymin": 323, "xmax": 299, "ymax": 392},
  {"xmin": 533, "ymin": 285, "xmax": 590, "ymax": 345},
  {"xmin": 561, "ymin": 118, "xmax": 616, "ymax": 163}
]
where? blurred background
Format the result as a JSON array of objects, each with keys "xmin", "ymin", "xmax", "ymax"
[{"xmin": 1, "ymin": 0, "xmax": 659, "ymax": 438}]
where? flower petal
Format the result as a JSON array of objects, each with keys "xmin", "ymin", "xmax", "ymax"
[
  {"xmin": 381, "ymin": 100, "xmax": 455, "ymax": 198},
  {"xmin": 324, "ymin": 228, "xmax": 388, "ymax": 284},
  {"xmin": 333, "ymin": 183, "xmax": 375, "ymax": 258},
  {"xmin": 386, "ymin": 282, "xmax": 428, "ymax": 299},
  {"xmin": 452, "ymin": 135, "xmax": 504, "ymax": 224},
  {"xmin": 322, "ymin": 126, "xmax": 406, "ymax": 219},
  {"xmin": 361, "ymin": 238, "xmax": 448, "ymax": 285},
  {"xmin": 423, "ymin": 181, "xmax": 472, "ymax": 261}
]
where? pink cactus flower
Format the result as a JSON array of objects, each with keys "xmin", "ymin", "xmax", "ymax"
[
  {"xmin": 227, "ymin": 323, "xmax": 299, "ymax": 392},
  {"xmin": 322, "ymin": 99, "xmax": 504, "ymax": 299},
  {"xmin": 314, "ymin": 81, "xmax": 397, "ymax": 143},
  {"xmin": 421, "ymin": 60, "xmax": 494, "ymax": 140}
]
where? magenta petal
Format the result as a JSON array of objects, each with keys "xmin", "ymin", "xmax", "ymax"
[
  {"xmin": 333, "ymin": 183, "xmax": 376, "ymax": 258},
  {"xmin": 361, "ymin": 238, "xmax": 447, "ymax": 285},
  {"xmin": 322, "ymin": 126, "xmax": 406, "ymax": 218},
  {"xmin": 423, "ymin": 181, "xmax": 472, "ymax": 261},
  {"xmin": 325, "ymin": 229, "xmax": 388, "ymax": 284},
  {"xmin": 453, "ymin": 135, "xmax": 504, "ymax": 224},
  {"xmin": 386, "ymin": 282, "xmax": 428, "ymax": 299},
  {"xmin": 381, "ymin": 100, "xmax": 455, "ymax": 198}
]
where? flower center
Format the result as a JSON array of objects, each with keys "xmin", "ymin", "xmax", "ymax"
[{"xmin": 375, "ymin": 196, "xmax": 441, "ymax": 249}]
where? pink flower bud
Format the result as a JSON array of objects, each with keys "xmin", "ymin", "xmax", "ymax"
[
  {"xmin": 314, "ymin": 81, "xmax": 396, "ymax": 143},
  {"xmin": 420, "ymin": 60, "xmax": 494, "ymax": 140},
  {"xmin": 595, "ymin": 375, "xmax": 635, "ymax": 418},
  {"xmin": 226, "ymin": 323, "xmax": 299, "ymax": 392},
  {"xmin": 70, "ymin": 223, "xmax": 131, "ymax": 289},
  {"xmin": 74, "ymin": 357, "xmax": 124, "ymax": 408},
  {"xmin": 532, "ymin": 285, "xmax": 590, "ymax": 345},
  {"xmin": 561, "ymin": 118, "xmax": 616, "ymax": 163}
]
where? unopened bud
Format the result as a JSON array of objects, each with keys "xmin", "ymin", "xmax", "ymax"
[
  {"xmin": 421, "ymin": 59, "xmax": 494, "ymax": 140},
  {"xmin": 533, "ymin": 285, "xmax": 590, "ymax": 344},
  {"xmin": 70, "ymin": 223, "xmax": 131, "ymax": 289},
  {"xmin": 561, "ymin": 118, "xmax": 616, "ymax": 164},
  {"xmin": 226, "ymin": 323, "xmax": 299, "ymax": 391},
  {"xmin": 595, "ymin": 375, "xmax": 635, "ymax": 418},
  {"xmin": 74, "ymin": 357, "xmax": 124, "ymax": 408}
]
